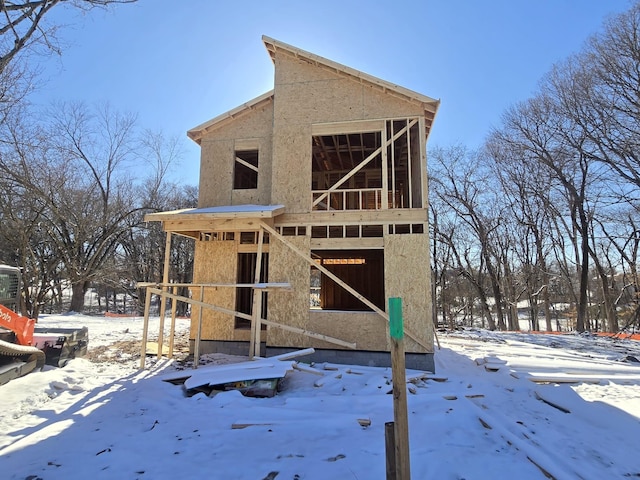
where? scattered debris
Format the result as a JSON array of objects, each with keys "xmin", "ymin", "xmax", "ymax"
[
  {"xmin": 326, "ymin": 454, "xmax": 346, "ymax": 462},
  {"xmin": 357, "ymin": 418, "xmax": 371, "ymax": 427},
  {"xmin": 160, "ymin": 348, "xmax": 315, "ymax": 397}
]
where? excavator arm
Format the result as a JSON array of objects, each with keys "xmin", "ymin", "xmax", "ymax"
[{"xmin": 0, "ymin": 303, "xmax": 35, "ymax": 346}]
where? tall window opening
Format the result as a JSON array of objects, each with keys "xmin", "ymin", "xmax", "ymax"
[
  {"xmin": 235, "ymin": 252, "xmax": 268, "ymax": 329},
  {"xmin": 234, "ymin": 150, "xmax": 259, "ymax": 189},
  {"xmin": 310, "ymin": 249, "xmax": 384, "ymax": 311}
]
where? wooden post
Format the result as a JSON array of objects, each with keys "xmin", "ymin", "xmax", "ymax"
[
  {"xmin": 249, "ymin": 227, "xmax": 265, "ymax": 359},
  {"xmin": 389, "ymin": 297, "xmax": 411, "ymax": 480},
  {"xmin": 168, "ymin": 285, "xmax": 178, "ymax": 358},
  {"xmin": 157, "ymin": 232, "xmax": 172, "ymax": 359},
  {"xmin": 140, "ymin": 287, "xmax": 153, "ymax": 369},
  {"xmin": 194, "ymin": 285, "xmax": 204, "ymax": 368}
]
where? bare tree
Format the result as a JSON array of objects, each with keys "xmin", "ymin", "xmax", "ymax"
[
  {"xmin": 430, "ymin": 145, "xmax": 508, "ymax": 330},
  {"xmin": 0, "ymin": 102, "xmax": 178, "ymax": 314},
  {"xmin": 0, "ymin": 0, "xmax": 136, "ymax": 76}
]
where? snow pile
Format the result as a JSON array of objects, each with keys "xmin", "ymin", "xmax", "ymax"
[{"xmin": 1, "ymin": 315, "xmax": 640, "ymax": 479}]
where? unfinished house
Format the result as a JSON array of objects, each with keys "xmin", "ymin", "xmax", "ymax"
[{"xmin": 145, "ymin": 36, "xmax": 440, "ymax": 371}]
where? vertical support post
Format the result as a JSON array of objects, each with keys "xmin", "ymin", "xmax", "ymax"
[
  {"xmin": 168, "ymin": 285, "xmax": 178, "ymax": 358},
  {"xmin": 406, "ymin": 119, "xmax": 413, "ymax": 209},
  {"xmin": 157, "ymin": 232, "xmax": 172, "ymax": 359},
  {"xmin": 194, "ymin": 285, "xmax": 204, "ymax": 368},
  {"xmin": 390, "ymin": 121, "xmax": 396, "ymax": 208},
  {"xmin": 389, "ymin": 297, "xmax": 411, "ymax": 480},
  {"xmin": 382, "ymin": 120, "xmax": 389, "ymax": 209},
  {"xmin": 419, "ymin": 116, "xmax": 428, "ymax": 209},
  {"xmin": 140, "ymin": 287, "xmax": 152, "ymax": 369},
  {"xmin": 250, "ymin": 227, "xmax": 265, "ymax": 358}
]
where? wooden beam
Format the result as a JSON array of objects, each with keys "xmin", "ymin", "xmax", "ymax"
[
  {"xmin": 137, "ymin": 281, "xmax": 290, "ymax": 290},
  {"xmin": 145, "ymin": 205, "xmax": 284, "ymax": 223},
  {"xmin": 310, "ymin": 237, "xmax": 383, "ymax": 250},
  {"xmin": 312, "ymin": 119, "xmax": 384, "ymax": 136},
  {"xmin": 162, "ymin": 217, "xmax": 271, "ymax": 233},
  {"xmin": 235, "ymin": 156, "xmax": 259, "ymax": 173},
  {"xmin": 277, "ymin": 209, "xmax": 428, "ymax": 226}
]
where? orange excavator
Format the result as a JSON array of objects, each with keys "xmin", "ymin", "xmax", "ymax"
[{"xmin": 0, "ymin": 265, "xmax": 88, "ymax": 385}]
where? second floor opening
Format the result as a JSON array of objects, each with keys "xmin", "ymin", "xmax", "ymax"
[{"xmin": 311, "ymin": 117, "xmax": 425, "ymax": 212}]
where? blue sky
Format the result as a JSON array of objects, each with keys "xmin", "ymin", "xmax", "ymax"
[{"xmin": 31, "ymin": 0, "xmax": 633, "ymax": 186}]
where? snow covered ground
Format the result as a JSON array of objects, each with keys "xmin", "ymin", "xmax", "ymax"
[{"xmin": 2, "ymin": 314, "xmax": 640, "ymax": 479}]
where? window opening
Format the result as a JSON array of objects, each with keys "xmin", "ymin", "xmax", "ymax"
[
  {"xmin": 310, "ymin": 249, "xmax": 384, "ymax": 311},
  {"xmin": 234, "ymin": 150, "xmax": 258, "ymax": 189},
  {"xmin": 235, "ymin": 252, "xmax": 268, "ymax": 329},
  {"xmin": 311, "ymin": 118, "xmax": 423, "ymax": 211}
]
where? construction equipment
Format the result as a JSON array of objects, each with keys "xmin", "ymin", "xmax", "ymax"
[{"xmin": 0, "ymin": 265, "xmax": 88, "ymax": 385}]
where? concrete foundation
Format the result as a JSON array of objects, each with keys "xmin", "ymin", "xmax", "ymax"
[{"xmin": 191, "ymin": 340, "xmax": 435, "ymax": 372}]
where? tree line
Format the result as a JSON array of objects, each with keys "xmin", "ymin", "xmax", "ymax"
[
  {"xmin": 430, "ymin": 3, "xmax": 640, "ymax": 333},
  {"xmin": 2, "ymin": 1, "xmax": 638, "ymax": 332}
]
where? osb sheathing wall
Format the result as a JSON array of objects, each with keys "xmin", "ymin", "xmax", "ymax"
[
  {"xmin": 270, "ymin": 54, "xmax": 424, "ymax": 212},
  {"xmin": 267, "ymin": 235, "xmax": 311, "ymax": 347},
  {"xmin": 198, "ymin": 100, "xmax": 274, "ymax": 208},
  {"xmin": 308, "ymin": 310, "xmax": 387, "ymax": 351},
  {"xmin": 191, "ymin": 240, "xmax": 251, "ymax": 343},
  {"xmin": 384, "ymin": 232, "xmax": 433, "ymax": 353}
]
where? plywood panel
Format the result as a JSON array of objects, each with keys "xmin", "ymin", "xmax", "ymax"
[
  {"xmin": 308, "ymin": 310, "xmax": 387, "ymax": 350},
  {"xmin": 198, "ymin": 140, "xmax": 234, "ymax": 207},
  {"xmin": 267, "ymin": 235, "xmax": 311, "ymax": 347},
  {"xmin": 270, "ymin": 124, "xmax": 312, "ymax": 213},
  {"xmin": 198, "ymin": 101, "xmax": 273, "ymax": 208},
  {"xmin": 384, "ymin": 233, "xmax": 433, "ymax": 353},
  {"xmin": 191, "ymin": 241, "xmax": 237, "ymax": 341}
]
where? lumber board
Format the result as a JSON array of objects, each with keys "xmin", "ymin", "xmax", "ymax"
[{"xmin": 184, "ymin": 361, "xmax": 294, "ymax": 390}]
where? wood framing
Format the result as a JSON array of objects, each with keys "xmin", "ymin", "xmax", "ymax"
[{"xmin": 142, "ymin": 36, "xmax": 440, "ymax": 370}]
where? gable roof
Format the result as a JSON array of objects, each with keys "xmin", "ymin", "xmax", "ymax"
[{"xmin": 188, "ymin": 36, "xmax": 440, "ymax": 144}]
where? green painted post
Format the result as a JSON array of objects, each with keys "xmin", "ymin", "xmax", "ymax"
[
  {"xmin": 388, "ymin": 297, "xmax": 410, "ymax": 480},
  {"xmin": 389, "ymin": 297, "xmax": 404, "ymax": 339}
]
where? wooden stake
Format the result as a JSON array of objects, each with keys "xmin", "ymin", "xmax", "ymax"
[
  {"xmin": 389, "ymin": 297, "xmax": 411, "ymax": 480},
  {"xmin": 385, "ymin": 421, "xmax": 397, "ymax": 479}
]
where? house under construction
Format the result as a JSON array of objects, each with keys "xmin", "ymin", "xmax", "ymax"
[{"xmin": 144, "ymin": 36, "xmax": 440, "ymax": 371}]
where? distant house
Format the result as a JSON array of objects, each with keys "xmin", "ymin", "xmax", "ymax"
[{"xmin": 146, "ymin": 36, "xmax": 440, "ymax": 371}]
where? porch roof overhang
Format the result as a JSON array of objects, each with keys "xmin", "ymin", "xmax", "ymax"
[{"xmin": 144, "ymin": 204, "xmax": 285, "ymax": 239}]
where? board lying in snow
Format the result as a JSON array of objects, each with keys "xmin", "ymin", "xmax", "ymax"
[{"xmin": 161, "ymin": 348, "xmax": 314, "ymax": 397}]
